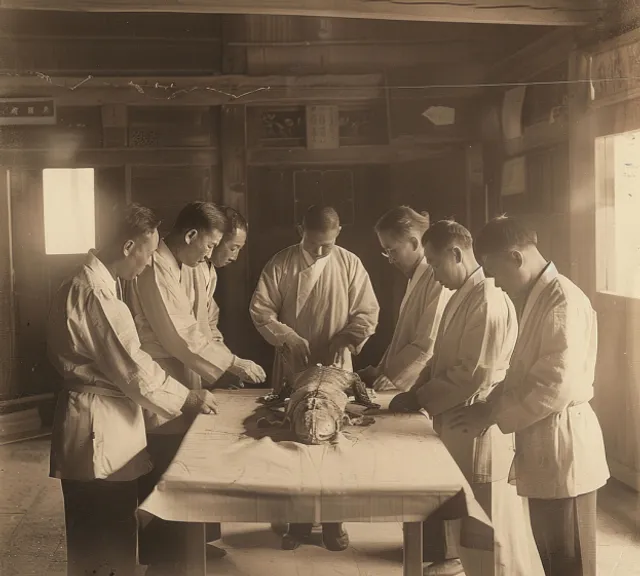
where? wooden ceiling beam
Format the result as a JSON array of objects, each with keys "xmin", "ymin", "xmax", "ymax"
[
  {"xmin": 487, "ymin": 27, "xmax": 576, "ymax": 83},
  {"xmin": 0, "ymin": 0, "xmax": 604, "ymax": 27},
  {"xmin": 0, "ymin": 74, "xmax": 385, "ymax": 105}
]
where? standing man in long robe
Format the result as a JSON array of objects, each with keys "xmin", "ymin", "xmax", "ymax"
[
  {"xmin": 391, "ymin": 220, "xmax": 544, "ymax": 576},
  {"xmin": 449, "ymin": 216, "xmax": 610, "ymax": 576},
  {"xmin": 250, "ymin": 204, "xmax": 379, "ymax": 551},
  {"xmin": 204, "ymin": 206, "xmax": 249, "ymax": 388},
  {"xmin": 126, "ymin": 201, "xmax": 266, "ymax": 574},
  {"xmin": 358, "ymin": 206, "xmax": 452, "ymax": 392},
  {"xmin": 47, "ymin": 203, "xmax": 218, "ymax": 576}
]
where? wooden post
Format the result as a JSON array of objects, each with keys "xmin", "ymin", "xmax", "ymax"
[
  {"xmin": 403, "ymin": 521, "xmax": 423, "ymax": 576},
  {"xmin": 219, "ymin": 105, "xmax": 252, "ymax": 358},
  {"xmin": 0, "ymin": 169, "xmax": 16, "ymax": 400},
  {"xmin": 464, "ymin": 143, "xmax": 485, "ymax": 235}
]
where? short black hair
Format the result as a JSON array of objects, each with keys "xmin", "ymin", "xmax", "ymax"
[
  {"xmin": 302, "ymin": 205, "xmax": 340, "ymax": 232},
  {"xmin": 173, "ymin": 201, "xmax": 227, "ymax": 235},
  {"xmin": 375, "ymin": 206, "xmax": 430, "ymax": 241},
  {"xmin": 221, "ymin": 206, "xmax": 248, "ymax": 236},
  {"xmin": 112, "ymin": 202, "xmax": 160, "ymax": 245},
  {"xmin": 475, "ymin": 215, "xmax": 538, "ymax": 259},
  {"xmin": 422, "ymin": 219, "xmax": 473, "ymax": 251}
]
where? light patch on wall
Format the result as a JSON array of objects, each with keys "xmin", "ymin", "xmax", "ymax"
[
  {"xmin": 422, "ymin": 106, "xmax": 455, "ymax": 126},
  {"xmin": 43, "ymin": 168, "xmax": 96, "ymax": 255}
]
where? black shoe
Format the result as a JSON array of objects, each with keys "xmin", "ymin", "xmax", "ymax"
[
  {"xmin": 282, "ymin": 523, "xmax": 313, "ymax": 550},
  {"xmin": 322, "ymin": 523, "xmax": 349, "ymax": 552}
]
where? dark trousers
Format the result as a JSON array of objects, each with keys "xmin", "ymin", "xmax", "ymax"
[
  {"xmin": 529, "ymin": 491, "xmax": 597, "ymax": 576},
  {"xmin": 61, "ymin": 478, "xmax": 138, "ymax": 576},
  {"xmin": 138, "ymin": 432, "xmax": 221, "ymax": 566}
]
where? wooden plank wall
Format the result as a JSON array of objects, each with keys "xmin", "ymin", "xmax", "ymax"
[
  {"xmin": 0, "ymin": 11, "xmax": 552, "ymax": 397},
  {"xmin": 567, "ymin": 30, "xmax": 640, "ymax": 490}
]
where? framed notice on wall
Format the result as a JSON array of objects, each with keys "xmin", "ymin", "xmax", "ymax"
[
  {"xmin": 306, "ymin": 105, "xmax": 339, "ymax": 150},
  {"xmin": 0, "ymin": 97, "xmax": 56, "ymax": 125},
  {"xmin": 501, "ymin": 156, "xmax": 526, "ymax": 197}
]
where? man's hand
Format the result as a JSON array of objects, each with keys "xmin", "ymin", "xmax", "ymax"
[
  {"xmin": 283, "ymin": 332, "xmax": 311, "ymax": 369},
  {"xmin": 388, "ymin": 391, "xmax": 422, "ymax": 413},
  {"xmin": 357, "ymin": 365, "xmax": 380, "ymax": 387},
  {"xmin": 181, "ymin": 389, "xmax": 218, "ymax": 415},
  {"xmin": 448, "ymin": 402, "xmax": 494, "ymax": 437},
  {"xmin": 328, "ymin": 334, "xmax": 356, "ymax": 367},
  {"xmin": 229, "ymin": 357, "xmax": 267, "ymax": 384}
]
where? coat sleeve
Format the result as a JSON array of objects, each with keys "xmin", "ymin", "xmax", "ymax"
[
  {"xmin": 382, "ymin": 281, "xmax": 451, "ymax": 390},
  {"xmin": 492, "ymin": 302, "xmax": 596, "ymax": 434},
  {"xmin": 416, "ymin": 295, "xmax": 514, "ymax": 416},
  {"xmin": 249, "ymin": 255, "xmax": 297, "ymax": 347},
  {"xmin": 82, "ymin": 290, "xmax": 189, "ymax": 419},
  {"xmin": 133, "ymin": 263, "xmax": 235, "ymax": 384},
  {"xmin": 336, "ymin": 257, "xmax": 380, "ymax": 353}
]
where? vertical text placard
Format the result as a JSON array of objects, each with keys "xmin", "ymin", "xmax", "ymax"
[{"xmin": 306, "ymin": 105, "xmax": 339, "ymax": 150}]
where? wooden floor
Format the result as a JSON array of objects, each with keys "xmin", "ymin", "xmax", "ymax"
[{"xmin": 1, "ymin": 437, "xmax": 640, "ymax": 575}]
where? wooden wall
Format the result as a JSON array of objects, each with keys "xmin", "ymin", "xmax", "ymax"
[
  {"xmin": 568, "ymin": 29, "xmax": 640, "ymax": 490},
  {"xmin": 0, "ymin": 10, "xmax": 550, "ymax": 398}
]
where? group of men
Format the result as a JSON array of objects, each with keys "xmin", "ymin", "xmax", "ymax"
[{"xmin": 47, "ymin": 198, "xmax": 609, "ymax": 576}]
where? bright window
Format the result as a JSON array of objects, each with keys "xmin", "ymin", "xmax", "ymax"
[
  {"xmin": 43, "ymin": 168, "xmax": 95, "ymax": 255},
  {"xmin": 595, "ymin": 130, "xmax": 640, "ymax": 298}
]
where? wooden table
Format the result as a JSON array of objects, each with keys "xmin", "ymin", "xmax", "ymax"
[{"xmin": 139, "ymin": 390, "xmax": 491, "ymax": 576}]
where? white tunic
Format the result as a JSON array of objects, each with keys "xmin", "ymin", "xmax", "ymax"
[
  {"xmin": 489, "ymin": 262, "xmax": 610, "ymax": 499},
  {"xmin": 377, "ymin": 258, "xmax": 452, "ymax": 391},
  {"xmin": 249, "ymin": 244, "xmax": 379, "ymax": 392},
  {"xmin": 47, "ymin": 251, "xmax": 189, "ymax": 481}
]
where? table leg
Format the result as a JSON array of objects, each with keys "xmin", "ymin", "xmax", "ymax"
[
  {"xmin": 185, "ymin": 522, "xmax": 207, "ymax": 576},
  {"xmin": 403, "ymin": 521, "xmax": 423, "ymax": 576}
]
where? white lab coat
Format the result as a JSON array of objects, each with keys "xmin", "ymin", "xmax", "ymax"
[
  {"xmin": 377, "ymin": 258, "xmax": 452, "ymax": 391},
  {"xmin": 416, "ymin": 267, "xmax": 543, "ymax": 576},
  {"xmin": 47, "ymin": 251, "xmax": 189, "ymax": 482},
  {"xmin": 127, "ymin": 241, "xmax": 235, "ymax": 430},
  {"xmin": 250, "ymin": 244, "xmax": 379, "ymax": 393},
  {"xmin": 489, "ymin": 262, "xmax": 610, "ymax": 499}
]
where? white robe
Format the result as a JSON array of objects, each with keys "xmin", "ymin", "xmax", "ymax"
[
  {"xmin": 377, "ymin": 258, "xmax": 452, "ymax": 391},
  {"xmin": 416, "ymin": 268, "xmax": 543, "ymax": 576},
  {"xmin": 489, "ymin": 262, "xmax": 610, "ymax": 499},
  {"xmin": 249, "ymin": 244, "xmax": 379, "ymax": 392},
  {"xmin": 126, "ymin": 241, "xmax": 234, "ymax": 430},
  {"xmin": 47, "ymin": 251, "xmax": 188, "ymax": 481}
]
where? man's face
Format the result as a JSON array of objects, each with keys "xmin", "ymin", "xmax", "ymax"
[
  {"xmin": 377, "ymin": 230, "xmax": 420, "ymax": 277},
  {"xmin": 210, "ymin": 228, "xmax": 247, "ymax": 268},
  {"xmin": 300, "ymin": 226, "xmax": 341, "ymax": 260},
  {"xmin": 182, "ymin": 228, "xmax": 223, "ymax": 268},
  {"xmin": 121, "ymin": 229, "xmax": 159, "ymax": 281},
  {"xmin": 481, "ymin": 251, "xmax": 524, "ymax": 296},
  {"xmin": 424, "ymin": 241, "xmax": 464, "ymax": 290}
]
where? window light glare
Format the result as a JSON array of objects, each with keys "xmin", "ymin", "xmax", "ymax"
[{"xmin": 43, "ymin": 168, "xmax": 96, "ymax": 255}]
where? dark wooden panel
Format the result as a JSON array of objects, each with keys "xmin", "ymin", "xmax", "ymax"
[
  {"xmin": 128, "ymin": 107, "xmax": 216, "ymax": 148},
  {"xmin": 0, "ymin": 38, "xmax": 222, "ymax": 75},
  {"xmin": 0, "ymin": 9, "xmax": 222, "ymax": 38},
  {"xmin": 95, "ymin": 166, "xmax": 126, "ymax": 249},
  {"xmin": 0, "ymin": 106, "xmax": 102, "ymax": 149},
  {"xmin": 129, "ymin": 165, "xmax": 213, "ymax": 237},
  {"xmin": 0, "ymin": 169, "xmax": 16, "ymax": 400}
]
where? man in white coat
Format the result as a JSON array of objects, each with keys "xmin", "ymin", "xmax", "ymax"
[
  {"xmin": 391, "ymin": 220, "xmax": 543, "ymax": 576},
  {"xmin": 204, "ymin": 206, "xmax": 248, "ymax": 389},
  {"xmin": 250, "ymin": 204, "xmax": 380, "ymax": 551},
  {"xmin": 450, "ymin": 216, "xmax": 610, "ymax": 576},
  {"xmin": 127, "ymin": 201, "xmax": 266, "ymax": 573},
  {"xmin": 359, "ymin": 206, "xmax": 452, "ymax": 392},
  {"xmin": 47, "ymin": 203, "xmax": 218, "ymax": 576}
]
